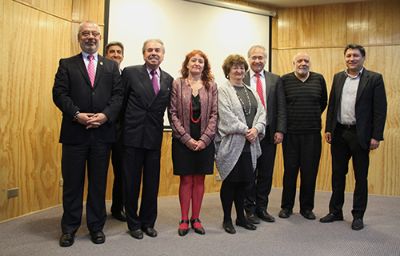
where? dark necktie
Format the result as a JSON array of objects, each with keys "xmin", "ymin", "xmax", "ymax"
[{"xmin": 150, "ymin": 69, "xmax": 160, "ymax": 95}]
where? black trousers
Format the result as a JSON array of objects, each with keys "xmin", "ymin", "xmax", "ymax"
[
  {"xmin": 281, "ymin": 133, "xmax": 321, "ymax": 211},
  {"xmin": 244, "ymin": 127, "xmax": 277, "ymax": 214},
  {"xmin": 61, "ymin": 140, "xmax": 111, "ymax": 234},
  {"xmin": 111, "ymin": 139, "xmax": 124, "ymax": 214},
  {"xmin": 123, "ymin": 147, "xmax": 161, "ymax": 231},
  {"xmin": 329, "ymin": 125, "xmax": 370, "ymax": 219}
]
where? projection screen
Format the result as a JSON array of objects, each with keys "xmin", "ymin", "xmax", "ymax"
[{"xmin": 106, "ymin": 0, "xmax": 272, "ymax": 128}]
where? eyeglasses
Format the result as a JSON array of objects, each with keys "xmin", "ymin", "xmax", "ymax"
[
  {"xmin": 80, "ymin": 31, "xmax": 101, "ymax": 37},
  {"xmin": 250, "ymin": 56, "xmax": 265, "ymax": 61}
]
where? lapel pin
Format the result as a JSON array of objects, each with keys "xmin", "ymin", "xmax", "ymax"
[{"xmin": 100, "ymin": 61, "xmax": 103, "ymax": 65}]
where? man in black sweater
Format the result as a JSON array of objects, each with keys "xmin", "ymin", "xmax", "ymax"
[{"xmin": 279, "ymin": 53, "xmax": 327, "ymax": 220}]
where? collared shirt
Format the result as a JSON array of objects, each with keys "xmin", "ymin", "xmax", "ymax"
[
  {"xmin": 338, "ymin": 68, "xmax": 363, "ymax": 125},
  {"xmin": 81, "ymin": 51, "xmax": 99, "ymax": 73},
  {"xmin": 146, "ymin": 66, "xmax": 161, "ymax": 91}
]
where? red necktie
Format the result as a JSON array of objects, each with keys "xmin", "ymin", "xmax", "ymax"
[
  {"xmin": 87, "ymin": 55, "xmax": 95, "ymax": 87},
  {"xmin": 150, "ymin": 69, "xmax": 160, "ymax": 95},
  {"xmin": 256, "ymin": 73, "xmax": 265, "ymax": 108}
]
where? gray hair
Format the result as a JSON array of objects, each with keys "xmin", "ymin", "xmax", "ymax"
[{"xmin": 142, "ymin": 39, "xmax": 165, "ymax": 53}]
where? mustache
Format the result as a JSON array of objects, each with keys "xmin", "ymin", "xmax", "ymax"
[{"xmin": 148, "ymin": 55, "xmax": 159, "ymax": 60}]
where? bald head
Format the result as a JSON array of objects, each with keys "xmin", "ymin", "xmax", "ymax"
[{"xmin": 293, "ymin": 52, "xmax": 310, "ymax": 79}]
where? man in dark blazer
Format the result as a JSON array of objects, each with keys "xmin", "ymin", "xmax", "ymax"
[
  {"xmin": 243, "ymin": 45, "xmax": 287, "ymax": 224},
  {"xmin": 105, "ymin": 41, "xmax": 126, "ymax": 222},
  {"xmin": 122, "ymin": 39, "xmax": 173, "ymax": 239},
  {"xmin": 320, "ymin": 44, "xmax": 387, "ymax": 230},
  {"xmin": 53, "ymin": 21, "xmax": 123, "ymax": 247}
]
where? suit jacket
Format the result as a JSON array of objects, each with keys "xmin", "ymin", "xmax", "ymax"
[
  {"xmin": 122, "ymin": 64, "xmax": 173, "ymax": 150},
  {"xmin": 53, "ymin": 53, "xmax": 123, "ymax": 144},
  {"xmin": 244, "ymin": 70, "xmax": 287, "ymax": 143},
  {"xmin": 168, "ymin": 78, "xmax": 218, "ymax": 146},
  {"xmin": 325, "ymin": 68, "xmax": 387, "ymax": 150}
]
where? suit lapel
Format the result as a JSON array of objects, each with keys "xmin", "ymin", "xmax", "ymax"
[
  {"xmin": 93, "ymin": 55, "xmax": 104, "ymax": 88},
  {"xmin": 336, "ymin": 72, "xmax": 347, "ymax": 103},
  {"xmin": 356, "ymin": 69, "xmax": 368, "ymax": 102},
  {"xmin": 264, "ymin": 71, "xmax": 272, "ymax": 101},
  {"xmin": 139, "ymin": 65, "xmax": 156, "ymax": 103},
  {"xmin": 76, "ymin": 54, "xmax": 91, "ymax": 87}
]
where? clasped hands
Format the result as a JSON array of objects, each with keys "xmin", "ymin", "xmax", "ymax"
[
  {"xmin": 185, "ymin": 139, "xmax": 206, "ymax": 151},
  {"xmin": 75, "ymin": 112, "xmax": 108, "ymax": 129},
  {"xmin": 245, "ymin": 128, "xmax": 258, "ymax": 143}
]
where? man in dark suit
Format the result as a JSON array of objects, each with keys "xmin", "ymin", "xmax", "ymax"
[
  {"xmin": 243, "ymin": 45, "xmax": 286, "ymax": 224},
  {"xmin": 53, "ymin": 21, "xmax": 123, "ymax": 247},
  {"xmin": 122, "ymin": 39, "xmax": 173, "ymax": 239},
  {"xmin": 105, "ymin": 41, "xmax": 126, "ymax": 222},
  {"xmin": 320, "ymin": 44, "xmax": 387, "ymax": 230}
]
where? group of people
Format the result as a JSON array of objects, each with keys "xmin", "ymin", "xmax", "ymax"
[{"xmin": 52, "ymin": 21, "xmax": 387, "ymax": 247}]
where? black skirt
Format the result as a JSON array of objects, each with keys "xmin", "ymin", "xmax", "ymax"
[
  {"xmin": 172, "ymin": 95, "xmax": 214, "ymax": 175},
  {"xmin": 224, "ymin": 151, "xmax": 254, "ymax": 183}
]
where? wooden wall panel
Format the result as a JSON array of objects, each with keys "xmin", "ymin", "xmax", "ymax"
[
  {"xmin": 0, "ymin": 0, "xmax": 92, "ymax": 221},
  {"xmin": 272, "ymin": 0, "xmax": 400, "ymax": 196}
]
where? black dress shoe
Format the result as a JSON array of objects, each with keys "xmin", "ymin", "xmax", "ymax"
[
  {"xmin": 112, "ymin": 211, "xmax": 126, "ymax": 222},
  {"xmin": 351, "ymin": 218, "xmax": 364, "ymax": 230},
  {"xmin": 190, "ymin": 218, "xmax": 206, "ymax": 235},
  {"xmin": 246, "ymin": 212, "xmax": 261, "ymax": 224},
  {"xmin": 59, "ymin": 233, "xmax": 75, "ymax": 247},
  {"xmin": 130, "ymin": 229, "xmax": 143, "ymax": 239},
  {"xmin": 278, "ymin": 208, "xmax": 293, "ymax": 218},
  {"xmin": 222, "ymin": 221, "xmax": 236, "ymax": 234},
  {"xmin": 235, "ymin": 219, "xmax": 257, "ymax": 230},
  {"xmin": 257, "ymin": 210, "xmax": 275, "ymax": 222},
  {"xmin": 142, "ymin": 227, "xmax": 158, "ymax": 237},
  {"xmin": 300, "ymin": 210, "xmax": 316, "ymax": 220},
  {"xmin": 320, "ymin": 213, "xmax": 344, "ymax": 223},
  {"xmin": 90, "ymin": 231, "xmax": 105, "ymax": 244}
]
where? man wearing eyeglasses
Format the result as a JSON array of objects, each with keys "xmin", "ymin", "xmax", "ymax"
[
  {"xmin": 53, "ymin": 21, "xmax": 123, "ymax": 247},
  {"xmin": 243, "ymin": 45, "xmax": 287, "ymax": 224}
]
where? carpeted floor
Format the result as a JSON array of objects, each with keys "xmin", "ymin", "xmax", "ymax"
[{"xmin": 1, "ymin": 189, "xmax": 399, "ymax": 256}]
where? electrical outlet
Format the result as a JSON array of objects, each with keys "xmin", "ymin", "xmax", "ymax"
[
  {"xmin": 59, "ymin": 179, "xmax": 63, "ymax": 187},
  {"xmin": 7, "ymin": 187, "xmax": 19, "ymax": 198}
]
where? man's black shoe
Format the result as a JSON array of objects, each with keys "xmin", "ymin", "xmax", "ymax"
[
  {"xmin": 90, "ymin": 231, "xmax": 105, "ymax": 244},
  {"xmin": 59, "ymin": 233, "xmax": 74, "ymax": 247},
  {"xmin": 320, "ymin": 213, "xmax": 344, "ymax": 223},
  {"xmin": 257, "ymin": 210, "xmax": 275, "ymax": 222},
  {"xmin": 130, "ymin": 229, "xmax": 143, "ymax": 239},
  {"xmin": 278, "ymin": 208, "xmax": 292, "ymax": 218},
  {"xmin": 351, "ymin": 218, "xmax": 364, "ymax": 230},
  {"xmin": 142, "ymin": 227, "xmax": 158, "ymax": 237},
  {"xmin": 300, "ymin": 210, "xmax": 316, "ymax": 220}
]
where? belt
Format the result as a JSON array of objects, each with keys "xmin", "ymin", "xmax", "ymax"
[{"xmin": 337, "ymin": 123, "xmax": 356, "ymax": 129}]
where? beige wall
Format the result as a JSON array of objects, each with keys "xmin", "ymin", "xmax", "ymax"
[{"xmin": 1, "ymin": 0, "xmax": 399, "ymax": 222}]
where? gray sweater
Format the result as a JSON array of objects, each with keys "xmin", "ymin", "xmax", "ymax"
[{"xmin": 214, "ymin": 80, "xmax": 266, "ymax": 180}]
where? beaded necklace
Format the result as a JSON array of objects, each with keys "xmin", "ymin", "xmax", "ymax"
[{"xmin": 235, "ymin": 86, "xmax": 252, "ymax": 116}]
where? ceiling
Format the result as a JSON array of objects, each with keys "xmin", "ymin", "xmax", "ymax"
[{"xmin": 248, "ymin": 0, "xmax": 368, "ymax": 8}]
